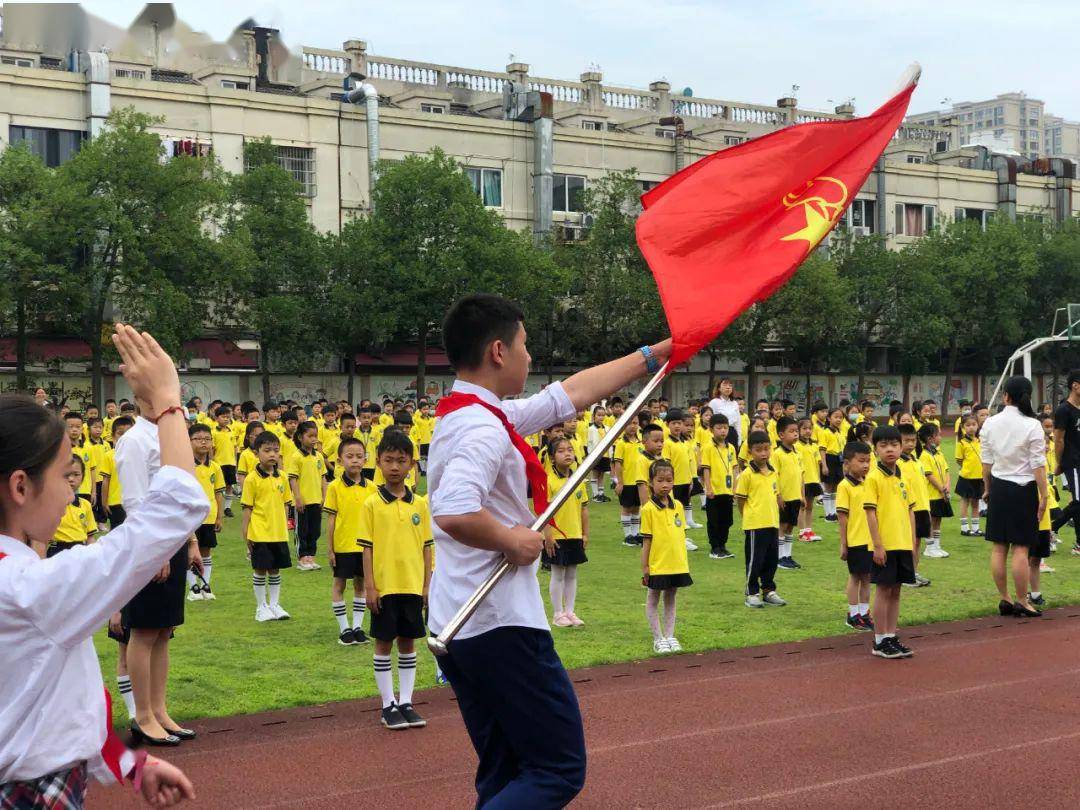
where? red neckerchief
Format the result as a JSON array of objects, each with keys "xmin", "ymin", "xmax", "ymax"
[
  {"xmin": 436, "ymin": 391, "xmax": 552, "ymax": 523},
  {"xmin": 0, "ymin": 551, "xmax": 128, "ymax": 784}
]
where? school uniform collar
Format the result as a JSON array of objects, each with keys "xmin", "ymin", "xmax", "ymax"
[
  {"xmin": 712, "ymin": 437, "xmax": 729, "ymax": 448},
  {"xmin": 650, "ymin": 495, "xmax": 673, "ymax": 509},
  {"xmin": 876, "ymin": 461, "xmax": 900, "ymax": 477},
  {"xmin": 299, "ymin": 446, "xmax": 315, "ymax": 456},
  {"xmin": 639, "ymin": 449, "xmax": 660, "ymax": 460},
  {"xmin": 552, "ymin": 465, "xmax": 572, "ymax": 479},
  {"xmin": 255, "ymin": 465, "xmax": 280, "ymax": 478},
  {"xmin": 669, "ymin": 434, "xmax": 686, "ymax": 443},
  {"xmin": 748, "ymin": 460, "xmax": 775, "ymax": 474},
  {"xmin": 378, "ymin": 484, "xmax": 414, "ymax": 504},
  {"xmin": 195, "ymin": 456, "xmax": 212, "ymax": 467},
  {"xmin": 341, "ymin": 474, "xmax": 366, "ymax": 488},
  {"xmin": 900, "ymin": 453, "xmax": 912, "ymax": 461},
  {"xmin": 70, "ymin": 494, "xmax": 81, "ymax": 506},
  {"xmin": 779, "ymin": 443, "xmax": 796, "ymax": 453},
  {"xmin": 844, "ymin": 474, "xmax": 863, "ymax": 487}
]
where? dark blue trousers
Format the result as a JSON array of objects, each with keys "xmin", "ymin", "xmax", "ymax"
[{"xmin": 438, "ymin": 626, "xmax": 587, "ymax": 809}]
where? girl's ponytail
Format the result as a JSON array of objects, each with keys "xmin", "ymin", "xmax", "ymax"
[{"xmin": 1003, "ymin": 376, "xmax": 1037, "ymax": 419}]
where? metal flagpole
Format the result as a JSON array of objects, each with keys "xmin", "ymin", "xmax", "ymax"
[{"xmin": 428, "ymin": 361, "xmax": 671, "ymax": 656}]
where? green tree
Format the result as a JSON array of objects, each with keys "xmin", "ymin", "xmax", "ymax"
[
  {"xmin": 0, "ymin": 145, "xmax": 79, "ymax": 390},
  {"xmin": 59, "ymin": 108, "xmax": 235, "ymax": 403},
  {"xmin": 363, "ymin": 148, "xmax": 552, "ymax": 396},
  {"xmin": 225, "ymin": 138, "xmax": 327, "ymax": 401}
]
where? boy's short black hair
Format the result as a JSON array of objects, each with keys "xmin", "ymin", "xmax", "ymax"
[
  {"xmin": 748, "ymin": 430, "xmax": 771, "ymax": 448},
  {"xmin": 120, "ymin": 402, "xmax": 136, "ymax": 413},
  {"xmin": 65, "ymin": 412, "xmax": 83, "ymax": 422},
  {"xmin": 853, "ymin": 422, "xmax": 873, "ymax": 441},
  {"xmin": 368, "ymin": 404, "xmax": 383, "ymax": 416},
  {"xmin": 776, "ymin": 415, "xmax": 797, "ymax": 433},
  {"xmin": 443, "ymin": 294, "xmax": 525, "ymax": 371},
  {"xmin": 340, "ymin": 411, "xmax": 357, "ymax": 424},
  {"xmin": 860, "ymin": 400, "xmax": 874, "ymax": 410},
  {"xmin": 781, "ymin": 399, "xmax": 794, "ymax": 408},
  {"xmin": 812, "ymin": 401, "xmax": 828, "ymax": 412},
  {"xmin": 111, "ymin": 415, "xmax": 135, "ymax": 431},
  {"xmin": 394, "ymin": 410, "xmax": 414, "ymax": 426},
  {"xmin": 263, "ymin": 401, "xmax": 278, "ymax": 412},
  {"xmin": 665, "ymin": 408, "xmax": 685, "ymax": 423},
  {"xmin": 377, "ymin": 428, "xmax": 414, "ymax": 458},
  {"xmin": 709, "ymin": 413, "xmax": 729, "ymax": 427},
  {"xmin": 872, "ymin": 425, "xmax": 901, "ymax": 445},
  {"xmin": 917, "ymin": 424, "xmax": 938, "ymax": 444},
  {"xmin": 609, "ymin": 396, "xmax": 623, "ymax": 406},
  {"xmin": 188, "ymin": 423, "xmax": 212, "ymax": 438},
  {"xmin": 641, "ymin": 423, "xmax": 664, "ymax": 439},
  {"xmin": 338, "ymin": 436, "xmax": 364, "ymax": 456},
  {"xmin": 842, "ymin": 440, "xmax": 871, "ymax": 460},
  {"xmin": 897, "ymin": 423, "xmax": 917, "ymax": 438},
  {"xmin": 215, "ymin": 405, "xmax": 231, "ymax": 417},
  {"xmin": 282, "ymin": 411, "xmax": 300, "ymax": 424},
  {"xmin": 253, "ymin": 432, "xmax": 281, "ymax": 451}
]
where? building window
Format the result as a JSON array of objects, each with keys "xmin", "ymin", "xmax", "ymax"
[
  {"xmin": 8, "ymin": 125, "xmax": 83, "ymax": 167},
  {"xmin": 654, "ymin": 128, "xmax": 676, "ymax": 139},
  {"xmin": 607, "ymin": 122, "xmax": 619, "ymax": 132},
  {"xmin": 221, "ymin": 79, "xmax": 249, "ymax": 90},
  {"xmin": 581, "ymin": 120, "xmax": 604, "ymax": 131},
  {"xmin": 638, "ymin": 179, "xmax": 660, "ymax": 193},
  {"xmin": 252, "ymin": 145, "xmax": 316, "ymax": 197},
  {"xmin": 724, "ymin": 136, "xmax": 746, "ymax": 145},
  {"xmin": 553, "ymin": 173, "xmax": 586, "ymax": 213},
  {"xmin": 895, "ymin": 203, "xmax": 935, "ymax": 237},
  {"xmin": 420, "ymin": 103, "xmax": 445, "ymax": 114},
  {"xmin": 464, "ymin": 167, "xmax": 503, "ymax": 207},
  {"xmin": 906, "ymin": 155, "xmax": 924, "ymax": 164},
  {"xmin": 847, "ymin": 199, "xmax": 876, "ymax": 232},
  {"xmin": 114, "ymin": 68, "xmax": 146, "ymax": 79},
  {"xmin": 955, "ymin": 207, "xmax": 991, "ymax": 229},
  {"xmin": 994, "ymin": 105, "xmax": 1004, "ymax": 115},
  {"xmin": 1, "ymin": 56, "xmax": 34, "ymax": 68}
]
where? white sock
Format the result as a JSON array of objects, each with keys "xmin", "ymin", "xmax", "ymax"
[
  {"xmin": 699, "ymin": 492, "xmax": 707, "ymax": 508},
  {"xmin": 332, "ymin": 600, "xmax": 348, "ymax": 632},
  {"xmin": 352, "ymin": 597, "xmax": 365, "ymax": 630},
  {"xmin": 373, "ymin": 654, "xmax": 395, "ymax": 708},
  {"xmin": 859, "ymin": 602, "xmax": 870, "ymax": 614},
  {"xmin": 202, "ymin": 555, "xmax": 212, "ymax": 586},
  {"xmin": 686, "ymin": 505, "xmax": 696, "ymax": 524},
  {"xmin": 620, "ymin": 515, "xmax": 632, "ymax": 538},
  {"xmin": 590, "ymin": 479, "xmax": 600, "ymax": 498},
  {"xmin": 631, "ymin": 516, "xmax": 641, "ymax": 537},
  {"xmin": 848, "ymin": 604, "xmax": 859, "ymax": 617},
  {"xmin": 186, "ymin": 569, "xmax": 196, "ymax": 589},
  {"xmin": 780, "ymin": 538, "xmax": 792, "ymax": 558},
  {"xmin": 268, "ymin": 574, "xmax": 281, "ymax": 607},
  {"xmin": 224, "ymin": 494, "xmax": 233, "ymax": 510},
  {"xmin": 1031, "ymin": 591, "xmax": 1042, "ymax": 599},
  {"xmin": 972, "ymin": 517, "xmax": 980, "ymax": 530},
  {"xmin": 824, "ymin": 492, "xmax": 837, "ymax": 517},
  {"xmin": 961, "ymin": 517, "xmax": 969, "ymax": 530},
  {"xmin": 398, "ymin": 652, "xmax": 417, "ymax": 705},
  {"xmin": 875, "ymin": 634, "xmax": 885, "ymax": 644},
  {"xmin": 117, "ymin": 675, "xmax": 135, "ymax": 720},
  {"xmin": 252, "ymin": 573, "xmax": 266, "ymax": 605}
]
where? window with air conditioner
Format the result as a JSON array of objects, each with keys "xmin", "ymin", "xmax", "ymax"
[
  {"xmin": 724, "ymin": 136, "xmax": 745, "ymax": 146},
  {"xmin": 553, "ymin": 173, "xmax": 586, "ymax": 213},
  {"xmin": 1, "ymin": 56, "xmax": 33, "ymax": 68},
  {"xmin": 654, "ymin": 128, "xmax": 675, "ymax": 139},
  {"xmin": 846, "ymin": 199, "xmax": 876, "ymax": 233},
  {"xmin": 464, "ymin": 167, "xmax": 503, "ymax": 207},
  {"xmin": 420, "ymin": 103, "xmax": 445, "ymax": 114},
  {"xmin": 581, "ymin": 120, "xmax": 603, "ymax": 131},
  {"xmin": 8, "ymin": 126, "xmax": 83, "ymax": 167},
  {"xmin": 221, "ymin": 80, "xmax": 250, "ymax": 90},
  {"xmin": 894, "ymin": 203, "xmax": 935, "ymax": 237},
  {"xmin": 906, "ymin": 155, "xmax": 924, "ymax": 164}
]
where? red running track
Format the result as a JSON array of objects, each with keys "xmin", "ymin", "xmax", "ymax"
[{"xmin": 93, "ymin": 608, "xmax": 1080, "ymax": 808}]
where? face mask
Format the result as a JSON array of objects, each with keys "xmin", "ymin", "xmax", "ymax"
[{"xmin": 848, "ymin": 414, "xmax": 858, "ymax": 423}]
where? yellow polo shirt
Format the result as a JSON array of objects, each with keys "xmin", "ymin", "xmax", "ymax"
[
  {"xmin": 734, "ymin": 461, "xmax": 780, "ymax": 530},
  {"xmin": 640, "ymin": 497, "xmax": 689, "ymax": 575},
  {"xmin": 240, "ymin": 466, "xmax": 293, "ymax": 542},
  {"xmin": 863, "ymin": 462, "xmax": 915, "ymax": 551},
  {"xmin": 323, "ymin": 474, "xmax": 376, "ymax": 554},
  {"xmin": 835, "ymin": 475, "xmax": 870, "ymax": 549},
  {"xmin": 357, "ymin": 486, "xmax": 433, "ymax": 596}
]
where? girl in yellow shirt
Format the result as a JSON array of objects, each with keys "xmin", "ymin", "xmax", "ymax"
[
  {"xmin": 955, "ymin": 416, "xmax": 984, "ymax": 536},
  {"xmin": 640, "ymin": 458, "xmax": 692, "ymax": 655},
  {"xmin": 544, "ymin": 438, "xmax": 590, "ymax": 628},
  {"xmin": 289, "ymin": 421, "xmax": 328, "ymax": 571}
]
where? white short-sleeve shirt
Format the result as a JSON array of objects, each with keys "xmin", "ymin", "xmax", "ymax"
[{"xmin": 427, "ymin": 380, "xmax": 577, "ymax": 640}]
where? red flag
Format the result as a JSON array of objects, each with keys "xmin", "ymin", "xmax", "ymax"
[{"xmin": 636, "ymin": 70, "xmax": 920, "ymax": 366}]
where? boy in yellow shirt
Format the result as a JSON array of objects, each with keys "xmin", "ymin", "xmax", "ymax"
[
  {"xmin": 735, "ymin": 430, "xmax": 785, "ymax": 608},
  {"xmin": 836, "ymin": 440, "xmax": 873, "ymax": 631},
  {"xmin": 700, "ymin": 413, "xmax": 737, "ymax": 560},
  {"xmin": 612, "ymin": 413, "xmax": 643, "ymax": 547},
  {"xmin": 361, "ymin": 430, "xmax": 433, "ymax": 731},
  {"xmin": 864, "ymin": 425, "xmax": 917, "ymax": 659},
  {"xmin": 772, "ymin": 416, "xmax": 804, "ymax": 570},
  {"xmin": 241, "ymin": 432, "xmax": 294, "ymax": 622},
  {"xmin": 796, "ymin": 418, "xmax": 823, "ymax": 543},
  {"xmin": 64, "ymin": 413, "xmax": 97, "ymax": 509},
  {"xmin": 898, "ymin": 423, "xmax": 932, "ymax": 588},
  {"xmin": 48, "ymin": 455, "xmax": 98, "ymax": 557},
  {"xmin": 98, "ymin": 416, "xmax": 134, "ymax": 529},
  {"xmin": 663, "ymin": 409, "xmax": 702, "ymax": 531},
  {"xmin": 213, "ymin": 405, "xmax": 238, "ymax": 517},
  {"xmin": 187, "ymin": 423, "xmax": 225, "ymax": 601},
  {"xmin": 325, "ymin": 436, "xmax": 377, "ymax": 645}
]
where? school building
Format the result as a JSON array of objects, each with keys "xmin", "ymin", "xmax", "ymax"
[{"xmin": 0, "ymin": 6, "xmax": 1078, "ymax": 413}]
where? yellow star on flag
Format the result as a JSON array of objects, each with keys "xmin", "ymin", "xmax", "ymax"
[{"xmin": 780, "ymin": 204, "xmax": 834, "ymax": 251}]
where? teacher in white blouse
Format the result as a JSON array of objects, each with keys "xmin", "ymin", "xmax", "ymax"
[
  {"xmin": 708, "ymin": 378, "xmax": 741, "ymax": 446},
  {"xmin": 979, "ymin": 376, "xmax": 1048, "ymax": 618},
  {"xmin": 0, "ymin": 326, "xmax": 205, "ymax": 808}
]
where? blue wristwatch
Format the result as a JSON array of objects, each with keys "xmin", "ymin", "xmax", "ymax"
[{"xmin": 639, "ymin": 345, "xmax": 659, "ymax": 374}]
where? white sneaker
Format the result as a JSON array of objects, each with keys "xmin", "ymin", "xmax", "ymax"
[
  {"xmin": 685, "ymin": 538, "xmax": 698, "ymax": 551},
  {"xmin": 268, "ymin": 604, "xmax": 291, "ymax": 620},
  {"xmin": 296, "ymin": 561, "xmax": 312, "ymax": 571},
  {"xmin": 306, "ymin": 561, "xmax": 321, "ymax": 570},
  {"xmin": 810, "ymin": 533, "xmax": 822, "ymax": 542},
  {"xmin": 745, "ymin": 593, "xmax": 764, "ymax": 608},
  {"xmin": 255, "ymin": 604, "xmax": 274, "ymax": 622},
  {"xmin": 202, "ymin": 589, "xmax": 216, "ymax": 601},
  {"xmin": 653, "ymin": 637, "xmax": 671, "ymax": 654},
  {"xmin": 687, "ymin": 520, "xmax": 704, "ymax": 529},
  {"xmin": 187, "ymin": 590, "xmax": 202, "ymax": 602},
  {"xmin": 763, "ymin": 591, "xmax": 787, "ymax": 606},
  {"xmin": 667, "ymin": 636, "xmax": 682, "ymax": 652}
]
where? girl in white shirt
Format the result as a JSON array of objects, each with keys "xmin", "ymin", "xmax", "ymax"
[{"xmin": 0, "ymin": 325, "xmax": 205, "ymax": 808}]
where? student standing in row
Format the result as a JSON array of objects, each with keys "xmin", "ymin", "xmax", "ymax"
[
  {"xmin": 700, "ymin": 414, "xmax": 737, "ymax": 560},
  {"xmin": 241, "ymin": 432, "xmax": 293, "ymax": 623},
  {"xmin": 545, "ymin": 437, "xmax": 590, "ymax": 628},
  {"xmin": 325, "ymin": 437, "xmax": 376, "ymax": 645},
  {"xmin": 735, "ymin": 431, "xmax": 785, "ymax": 609},
  {"xmin": 836, "ymin": 441, "xmax": 874, "ymax": 631},
  {"xmin": 640, "ymin": 459, "xmax": 692, "ymax": 653}
]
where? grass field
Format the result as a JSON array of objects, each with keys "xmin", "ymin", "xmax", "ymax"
[{"xmin": 96, "ymin": 439, "xmax": 1080, "ymax": 723}]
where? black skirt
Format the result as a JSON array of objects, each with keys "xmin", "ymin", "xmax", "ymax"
[
  {"xmin": 122, "ymin": 544, "xmax": 188, "ymax": 629},
  {"xmin": 804, "ymin": 482, "xmax": 824, "ymax": 499},
  {"xmin": 824, "ymin": 455, "xmax": 843, "ymax": 486},
  {"xmin": 549, "ymin": 538, "xmax": 588, "ymax": 567},
  {"xmin": 986, "ymin": 477, "xmax": 1038, "ymax": 548},
  {"xmin": 646, "ymin": 572, "xmax": 693, "ymax": 590},
  {"xmin": 956, "ymin": 476, "xmax": 984, "ymax": 500},
  {"xmin": 930, "ymin": 498, "xmax": 954, "ymax": 519}
]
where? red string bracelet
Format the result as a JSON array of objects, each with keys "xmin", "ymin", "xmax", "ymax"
[{"xmin": 147, "ymin": 405, "xmax": 184, "ymax": 425}]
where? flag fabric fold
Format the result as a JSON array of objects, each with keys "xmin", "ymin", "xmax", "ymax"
[{"xmin": 636, "ymin": 74, "xmax": 919, "ymax": 367}]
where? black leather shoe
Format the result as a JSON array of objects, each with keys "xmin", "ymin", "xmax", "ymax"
[
  {"xmin": 162, "ymin": 725, "xmax": 197, "ymax": 740},
  {"xmin": 1012, "ymin": 601, "xmax": 1043, "ymax": 618},
  {"xmin": 998, "ymin": 599, "xmax": 1015, "ymax": 616},
  {"xmin": 130, "ymin": 720, "xmax": 181, "ymax": 747}
]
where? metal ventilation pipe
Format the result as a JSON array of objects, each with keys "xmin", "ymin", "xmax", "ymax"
[{"xmin": 344, "ymin": 83, "xmax": 380, "ymax": 210}]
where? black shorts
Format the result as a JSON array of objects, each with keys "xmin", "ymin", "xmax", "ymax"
[
  {"xmin": 619, "ymin": 486, "xmax": 641, "ymax": 509},
  {"xmin": 361, "ymin": 468, "xmax": 375, "ymax": 481},
  {"xmin": 645, "ymin": 572, "xmax": 693, "ymax": 590},
  {"xmin": 1030, "ymin": 530, "xmax": 1052, "ymax": 560},
  {"xmin": 804, "ymin": 482, "xmax": 823, "ymax": 499},
  {"xmin": 46, "ymin": 541, "xmax": 83, "ymax": 557},
  {"xmin": 846, "ymin": 545, "xmax": 873, "ymax": 575},
  {"xmin": 690, "ymin": 475, "xmax": 704, "ymax": 497},
  {"xmin": 250, "ymin": 541, "xmax": 292, "ymax": 571},
  {"xmin": 549, "ymin": 538, "xmax": 588, "ymax": 567},
  {"xmin": 109, "ymin": 505, "xmax": 127, "ymax": 529},
  {"xmin": 672, "ymin": 483, "xmax": 691, "ymax": 508},
  {"xmin": 824, "ymin": 455, "xmax": 843, "ymax": 485},
  {"xmin": 92, "ymin": 483, "xmax": 108, "ymax": 523},
  {"xmin": 914, "ymin": 510, "xmax": 931, "ymax": 541},
  {"xmin": 332, "ymin": 550, "xmax": 364, "ymax": 579},
  {"xmin": 593, "ymin": 457, "xmax": 611, "ymax": 473},
  {"xmin": 956, "ymin": 477, "xmax": 984, "ymax": 500},
  {"xmin": 420, "ymin": 443, "xmax": 430, "ymax": 458},
  {"xmin": 195, "ymin": 523, "xmax": 217, "ymax": 550},
  {"xmin": 929, "ymin": 498, "xmax": 954, "ymax": 519},
  {"xmin": 370, "ymin": 593, "xmax": 426, "ymax": 641},
  {"xmin": 222, "ymin": 465, "xmax": 237, "ymax": 488},
  {"xmin": 986, "ymin": 477, "xmax": 1038, "ymax": 548},
  {"xmin": 780, "ymin": 500, "xmax": 801, "ymax": 526},
  {"xmin": 871, "ymin": 549, "xmax": 916, "ymax": 586}
]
